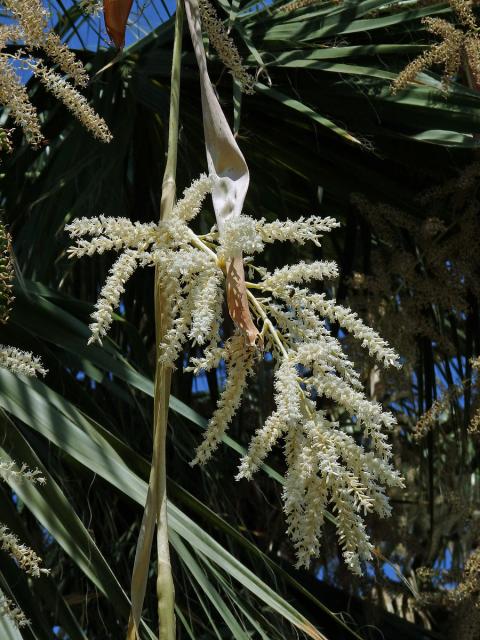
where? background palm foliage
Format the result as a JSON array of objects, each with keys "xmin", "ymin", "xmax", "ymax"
[{"xmin": 1, "ymin": 0, "xmax": 480, "ymax": 638}]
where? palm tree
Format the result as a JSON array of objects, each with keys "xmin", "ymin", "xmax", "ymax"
[{"xmin": 0, "ymin": 0, "xmax": 479, "ymax": 638}]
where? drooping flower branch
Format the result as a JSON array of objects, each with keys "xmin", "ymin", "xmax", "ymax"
[
  {"xmin": 0, "ymin": 457, "xmax": 49, "ymax": 629},
  {"xmin": 0, "ymin": 460, "xmax": 45, "ymax": 485},
  {"xmin": 67, "ymin": 174, "xmax": 403, "ymax": 575},
  {"xmin": 0, "ymin": 592, "xmax": 29, "ymax": 629},
  {"xmin": 198, "ymin": 0, "xmax": 255, "ymax": 93},
  {"xmin": 67, "ymin": 174, "xmax": 216, "ymax": 349},
  {"xmin": 0, "ymin": 345, "xmax": 46, "ymax": 377},
  {"xmin": 0, "ymin": 0, "xmax": 112, "ymax": 146},
  {"xmin": 0, "ymin": 222, "xmax": 46, "ymax": 378},
  {"xmin": 0, "ymin": 525, "xmax": 49, "ymax": 577},
  {"xmin": 0, "ymin": 222, "xmax": 13, "ymax": 326},
  {"xmin": 394, "ymin": 0, "xmax": 480, "ymax": 92}
]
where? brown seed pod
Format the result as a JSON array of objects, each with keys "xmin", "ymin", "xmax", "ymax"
[{"xmin": 103, "ymin": 0, "xmax": 133, "ymax": 49}]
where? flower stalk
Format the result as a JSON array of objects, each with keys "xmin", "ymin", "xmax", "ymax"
[
  {"xmin": 127, "ymin": 1, "xmax": 184, "ymax": 638},
  {"xmin": 154, "ymin": 0, "xmax": 185, "ymax": 635}
]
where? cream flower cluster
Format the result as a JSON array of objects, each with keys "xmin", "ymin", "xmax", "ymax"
[
  {"xmin": 79, "ymin": 0, "xmax": 103, "ymax": 15},
  {"xmin": 66, "ymin": 175, "xmax": 403, "ymax": 574},
  {"xmin": 191, "ymin": 334, "xmax": 256, "ymax": 465},
  {"xmin": 0, "ymin": 0, "xmax": 111, "ymax": 145},
  {"xmin": 0, "ymin": 345, "xmax": 46, "ymax": 377},
  {"xmin": 218, "ymin": 214, "xmax": 340, "ymax": 259},
  {"xmin": 0, "ymin": 592, "xmax": 28, "ymax": 628},
  {"xmin": 198, "ymin": 0, "xmax": 256, "ymax": 94},
  {"xmin": 32, "ymin": 63, "xmax": 112, "ymax": 142},
  {"xmin": 0, "ymin": 457, "xmax": 48, "ymax": 628},
  {"xmin": 3, "ymin": 0, "xmax": 88, "ymax": 86},
  {"xmin": 0, "ymin": 525, "xmax": 49, "ymax": 577},
  {"xmin": 67, "ymin": 174, "xmax": 224, "ymax": 360},
  {"xmin": 0, "ymin": 460, "xmax": 45, "ymax": 485}
]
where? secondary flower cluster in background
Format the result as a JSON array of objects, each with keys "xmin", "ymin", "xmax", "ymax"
[
  {"xmin": 0, "ymin": 460, "xmax": 48, "ymax": 629},
  {"xmin": 0, "ymin": 0, "xmax": 112, "ymax": 148}
]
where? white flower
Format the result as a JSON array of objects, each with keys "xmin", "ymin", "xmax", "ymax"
[
  {"xmin": 0, "ymin": 591, "xmax": 29, "ymax": 628},
  {"xmin": 0, "ymin": 345, "xmax": 46, "ymax": 377},
  {"xmin": 66, "ymin": 178, "xmax": 403, "ymax": 575},
  {"xmin": 0, "ymin": 525, "xmax": 49, "ymax": 577},
  {"xmin": 0, "ymin": 460, "xmax": 45, "ymax": 485},
  {"xmin": 236, "ymin": 411, "xmax": 287, "ymax": 479},
  {"xmin": 32, "ymin": 62, "xmax": 111, "ymax": 143},
  {"xmin": 191, "ymin": 334, "xmax": 256, "ymax": 465},
  {"xmin": 89, "ymin": 250, "xmax": 140, "ymax": 344},
  {"xmin": 219, "ymin": 215, "xmax": 264, "ymax": 259},
  {"xmin": 259, "ymin": 215, "xmax": 340, "ymax": 245},
  {"xmin": 308, "ymin": 292, "xmax": 401, "ymax": 368},
  {"xmin": 263, "ymin": 260, "xmax": 338, "ymax": 289},
  {"xmin": 189, "ymin": 267, "xmax": 224, "ymax": 346},
  {"xmin": 172, "ymin": 174, "xmax": 213, "ymax": 222}
]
